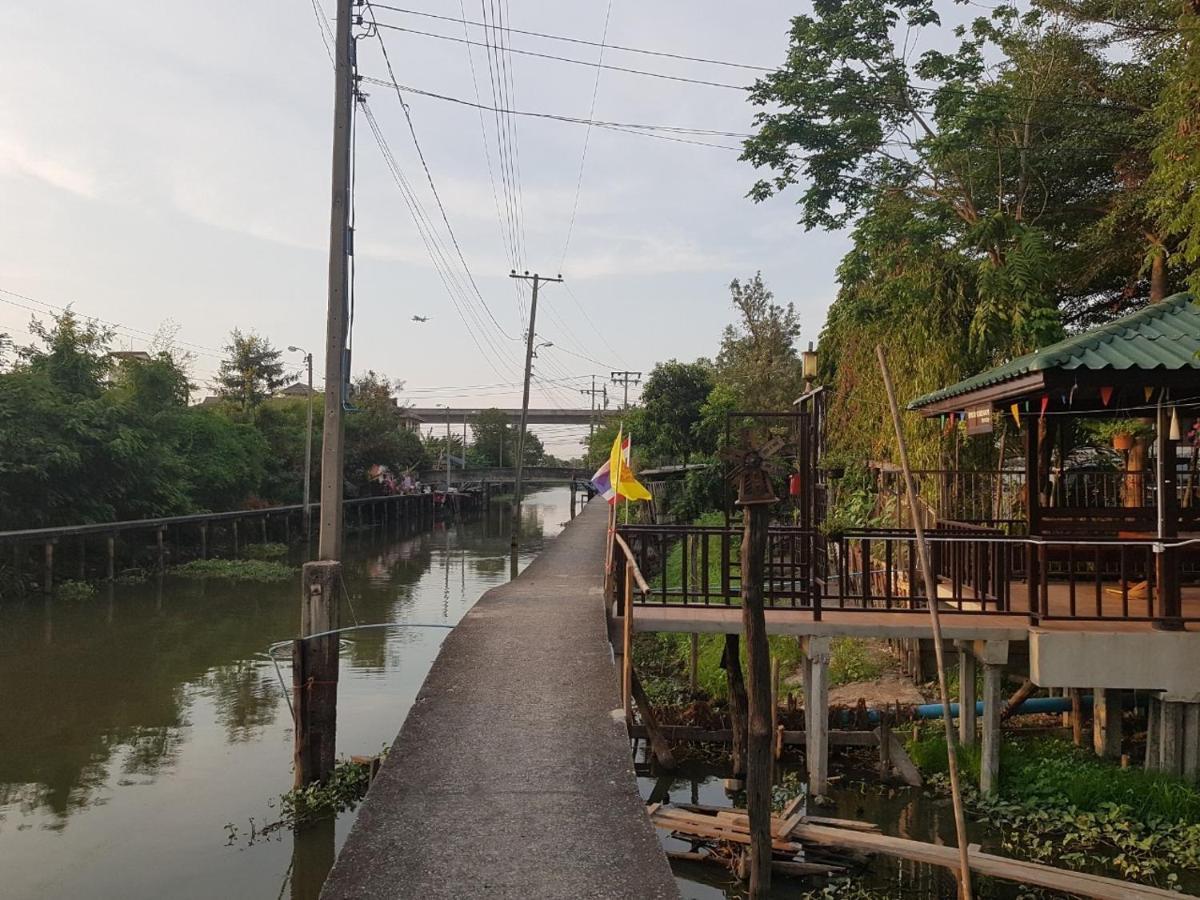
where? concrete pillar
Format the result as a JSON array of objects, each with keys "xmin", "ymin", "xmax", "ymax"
[
  {"xmin": 1161, "ymin": 701, "xmax": 1184, "ymax": 777},
  {"xmin": 1184, "ymin": 703, "xmax": 1200, "ymax": 783},
  {"xmin": 1092, "ymin": 688, "xmax": 1122, "ymax": 759},
  {"xmin": 957, "ymin": 645, "xmax": 977, "ymax": 747},
  {"xmin": 974, "ymin": 640, "xmax": 1008, "ymax": 796},
  {"xmin": 981, "ymin": 664, "xmax": 1002, "ymax": 794},
  {"xmin": 802, "ymin": 636, "xmax": 831, "ymax": 798}
]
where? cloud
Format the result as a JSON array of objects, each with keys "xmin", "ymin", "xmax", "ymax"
[{"xmin": 0, "ymin": 138, "xmax": 98, "ymax": 199}]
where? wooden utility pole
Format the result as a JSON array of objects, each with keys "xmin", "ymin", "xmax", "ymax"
[
  {"xmin": 508, "ymin": 271, "xmax": 563, "ymax": 558},
  {"xmin": 296, "ymin": 0, "xmax": 354, "ymax": 788},
  {"xmin": 877, "ymin": 346, "xmax": 973, "ymax": 899},
  {"xmin": 736, "ymin": 448, "xmax": 776, "ymax": 899}
]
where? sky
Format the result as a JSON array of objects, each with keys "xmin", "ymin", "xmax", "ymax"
[{"xmin": 0, "ymin": 0, "xmax": 858, "ymax": 456}]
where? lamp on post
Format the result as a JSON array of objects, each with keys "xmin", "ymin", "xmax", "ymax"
[
  {"xmin": 436, "ymin": 403, "xmax": 451, "ymax": 493},
  {"xmin": 288, "ymin": 345, "xmax": 315, "ymax": 539},
  {"xmin": 802, "ymin": 341, "xmax": 818, "ymax": 392}
]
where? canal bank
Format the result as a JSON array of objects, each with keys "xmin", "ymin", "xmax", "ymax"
[
  {"xmin": 321, "ymin": 500, "xmax": 678, "ymax": 899},
  {"xmin": 0, "ymin": 488, "xmax": 571, "ymax": 900}
]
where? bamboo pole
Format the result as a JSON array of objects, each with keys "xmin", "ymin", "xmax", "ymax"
[
  {"xmin": 876, "ymin": 345, "xmax": 973, "ymax": 900},
  {"xmin": 623, "ymin": 565, "xmax": 634, "ymax": 724}
]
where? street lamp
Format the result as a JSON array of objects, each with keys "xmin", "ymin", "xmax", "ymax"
[
  {"xmin": 532, "ymin": 340, "xmax": 554, "ymax": 358},
  {"xmin": 288, "ymin": 346, "xmax": 315, "ymax": 538},
  {"xmin": 436, "ymin": 403, "xmax": 451, "ymax": 493},
  {"xmin": 802, "ymin": 341, "xmax": 819, "ymax": 392}
]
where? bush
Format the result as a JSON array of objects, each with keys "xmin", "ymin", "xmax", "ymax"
[
  {"xmin": 828, "ymin": 637, "xmax": 885, "ymax": 686},
  {"xmin": 171, "ymin": 558, "xmax": 297, "ymax": 582},
  {"xmin": 56, "ymin": 579, "xmax": 97, "ymax": 601}
]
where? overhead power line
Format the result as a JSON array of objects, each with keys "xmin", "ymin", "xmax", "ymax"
[
  {"xmin": 357, "ymin": 76, "xmax": 748, "ymax": 150},
  {"xmin": 371, "ymin": 21, "xmax": 749, "ymax": 91},
  {"xmin": 368, "ymin": 4, "xmax": 773, "ymax": 72},
  {"xmin": 365, "ymin": 14, "xmax": 521, "ymax": 340}
]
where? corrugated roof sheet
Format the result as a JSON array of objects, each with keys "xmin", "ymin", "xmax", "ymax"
[{"xmin": 909, "ymin": 292, "xmax": 1200, "ymax": 409}]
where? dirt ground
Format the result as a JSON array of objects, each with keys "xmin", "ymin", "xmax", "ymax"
[{"xmin": 784, "ymin": 639, "xmax": 931, "ymax": 708}]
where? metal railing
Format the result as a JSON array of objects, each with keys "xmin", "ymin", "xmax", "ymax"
[
  {"xmin": 615, "ymin": 523, "xmax": 814, "ymax": 609},
  {"xmin": 616, "ymin": 521, "xmax": 1200, "ymax": 626}
]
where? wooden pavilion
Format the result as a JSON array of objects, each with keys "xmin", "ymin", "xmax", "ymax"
[{"xmin": 908, "ymin": 292, "xmax": 1200, "ymax": 629}]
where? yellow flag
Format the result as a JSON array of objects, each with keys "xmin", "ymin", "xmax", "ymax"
[
  {"xmin": 1010, "ymin": 404, "xmax": 1021, "ymax": 429},
  {"xmin": 608, "ymin": 428, "xmax": 652, "ymax": 502}
]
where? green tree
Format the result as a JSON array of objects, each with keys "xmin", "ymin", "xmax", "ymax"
[
  {"xmin": 639, "ymin": 359, "xmax": 715, "ymax": 463},
  {"xmin": 216, "ymin": 330, "xmax": 293, "ymax": 411},
  {"xmin": 468, "ymin": 407, "xmax": 513, "ymax": 466},
  {"xmin": 345, "ymin": 372, "xmax": 425, "ymax": 492},
  {"xmin": 740, "ymin": 1, "xmax": 1180, "ymax": 351},
  {"xmin": 715, "ymin": 273, "xmax": 805, "ymax": 411}
]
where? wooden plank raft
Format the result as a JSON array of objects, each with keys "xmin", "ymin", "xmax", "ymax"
[
  {"xmin": 792, "ymin": 822, "xmax": 1189, "ymax": 899},
  {"xmin": 649, "ymin": 803, "xmax": 1191, "ymax": 899}
]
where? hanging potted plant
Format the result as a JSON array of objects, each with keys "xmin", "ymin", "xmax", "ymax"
[{"xmin": 1083, "ymin": 418, "xmax": 1153, "ymax": 452}]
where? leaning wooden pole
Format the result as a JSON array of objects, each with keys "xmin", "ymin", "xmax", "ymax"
[
  {"xmin": 876, "ymin": 345, "xmax": 973, "ymax": 900},
  {"xmin": 738, "ymin": 457, "xmax": 775, "ymax": 898}
]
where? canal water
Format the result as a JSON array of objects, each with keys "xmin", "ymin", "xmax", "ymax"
[{"xmin": 0, "ymin": 487, "xmax": 573, "ymax": 900}]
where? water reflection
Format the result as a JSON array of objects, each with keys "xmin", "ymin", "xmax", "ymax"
[{"xmin": 0, "ymin": 488, "xmax": 571, "ymax": 900}]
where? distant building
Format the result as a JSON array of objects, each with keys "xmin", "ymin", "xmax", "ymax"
[
  {"xmin": 108, "ymin": 350, "xmax": 153, "ymax": 362},
  {"xmin": 278, "ymin": 382, "xmax": 320, "ymax": 399}
]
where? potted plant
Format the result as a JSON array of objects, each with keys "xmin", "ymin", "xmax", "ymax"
[{"xmin": 1082, "ymin": 418, "xmax": 1153, "ymax": 452}]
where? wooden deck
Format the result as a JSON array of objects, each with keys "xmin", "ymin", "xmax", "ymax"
[{"xmin": 628, "ymin": 579, "xmax": 1200, "ymax": 639}]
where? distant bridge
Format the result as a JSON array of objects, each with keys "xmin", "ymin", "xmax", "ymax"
[
  {"xmin": 418, "ymin": 466, "xmax": 591, "ymax": 488},
  {"xmin": 407, "ymin": 407, "xmax": 617, "ymax": 426}
]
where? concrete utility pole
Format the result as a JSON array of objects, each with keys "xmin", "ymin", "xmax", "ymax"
[
  {"xmin": 508, "ymin": 270, "xmax": 563, "ymax": 559},
  {"xmin": 288, "ymin": 346, "xmax": 315, "ymax": 537},
  {"xmin": 610, "ymin": 370, "xmax": 642, "ymax": 409},
  {"xmin": 579, "ymin": 374, "xmax": 605, "ymax": 443},
  {"xmin": 296, "ymin": 0, "xmax": 355, "ymax": 789}
]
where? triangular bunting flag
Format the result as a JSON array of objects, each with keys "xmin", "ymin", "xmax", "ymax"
[
  {"xmin": 1040, "ymin": 395, "xmax": 1050, "ymax": 420},
  {"xmin": 1010, "ymin": 404, "xmax": 1021, "ymax": 429},
  {"xmin": 1099, "ymin": 386, "xmax": 1113, "ymax": 407},
  {"xmin": 1145, "ymin": 386, "xmax": 1155, "ymax": 402}
]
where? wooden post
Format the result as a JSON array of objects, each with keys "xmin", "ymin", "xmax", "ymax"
[
  {"xmin": 1093, "ymin": 688, "xmax": 1121, "ymax": 759},
  {"xmin": 78, "ymin": 536, "xmax": 86, "ymax": 580},
  {"xmin": 1070, "ymin": 689, "xmax": 1083, "ymax": 747},
  {"xmin": 630, "ymin": 668, "xmax": 676, "ymax": 770},
  {"xmin": 199, "ymin": 522, "xmax": 208, "ymax": 560},
  {"xmin": 740, "ymin": 497, "xmax": 773, "ymax": 899},
  {"xmin": 232, "ymin": 520, "xmax": 239, "ymax": 557},
  {"xmin": 689, "ymin": 633, "xmax": 699, "ymax": 694},
  {"xmin": 43, "ymin": 541, "xmax": 54, "ymax": 595},
  {"xmin": 295, "ymin": 560, "xmax": 341, "ymax": 787},
  {"xmin": 722, "ymin": 634, "xmax": 749, "ymax": 779},
  {"xmin": 771, "ymin": 655, "xmax": 781, "ymax": 764},
  {"xmin": 958, "ymin": 647, "xmax": 977, "ymax": 747},
  {"xmin": 878, "ymin": 720, "xmax": 893, "ymax": 778},
  {"xmin": 106, "ymin": 534, "xmax": 116, "ymax": 581},
  {"xmin": 877, "ymin": 345, "xmax": 973, "ymax": 900},
  {"xmin": 156, "ymin": 527, "xmax": 166, "ymax": 571},
  {"xmin": 622, "ymin": 565, "xmax": 634, "ymax": 724}
]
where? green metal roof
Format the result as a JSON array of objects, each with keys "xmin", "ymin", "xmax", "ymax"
[{"xmin": 909, "ymin": 292, "xmax": 1200, "ymax": 410}]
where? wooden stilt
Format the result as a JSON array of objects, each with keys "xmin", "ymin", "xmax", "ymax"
[
  {"xmin": 43, "ymin": 541, "xmax": 54, "ymax": 595},
  {"xmin": 630, "ymin": 668, "xmax": 676, "ymax": 771}
]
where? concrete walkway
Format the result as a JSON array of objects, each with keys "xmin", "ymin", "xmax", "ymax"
[{"xmin": 321, "ymin": 501, "xmax": 678, "ymax": 899}]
